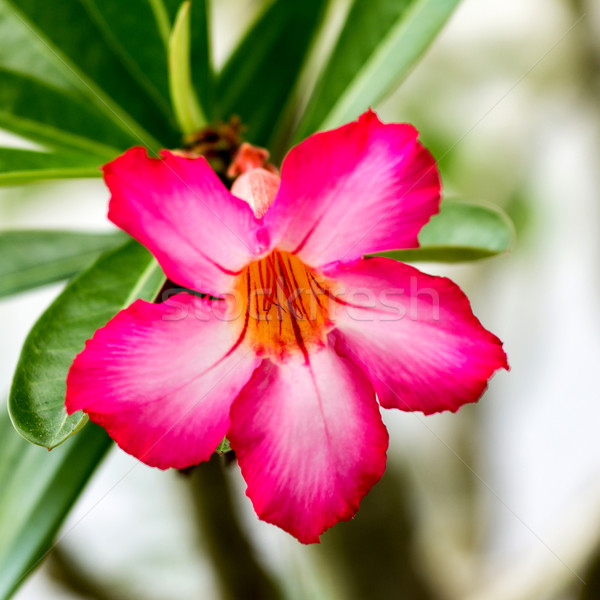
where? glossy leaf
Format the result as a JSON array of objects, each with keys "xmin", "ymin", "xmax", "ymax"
[
  {"xmin": 0, "ymin": 406, "xmax": 111, "ymax": 600},
  {"xmin": 0, "ymin": 148, "xmax": 103, "ymax": 185},
  {"xmin": 169, "ymin": 1, "xmax": 206, "ymax": 134},
  {"xmin": 3, "ymin": 0, "xmax": 179, "ymax": 149},
  {"xmin": 217, "ymin": 0, "xmax": 327, "ymax": 146},
  {"xmin": 80, "ymin": 0, "xmax": 174, "ymax": 118},
  {"xmin": 372, "ymin": 200, "xmax": 514, "ymax": 262},
  {"xmin": 0, "ymin": 230, "xmax": 127, "ymax": 298},
  {"xmin": 9, "ymin": 241, "xmax": 165, "ymax": 449},
  {"xmin": 294, "ymin": 0, "xmax": 462, "ymax": 141},
  {"xmin": 0, "ymin": 69, "xmax": 132, "ymax": 157}
]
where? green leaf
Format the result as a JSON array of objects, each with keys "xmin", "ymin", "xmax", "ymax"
[
  {"xmin": 9, "ymin": 241, "xmax": 165, "ymax": 449},
  {"xmin": 149, "ymin": 0, "xmax": 172, "ymax": 45},
  {"xmin": 80, "ymin": 0, "xmax": 174, "ymax": 120},
  {"xmin": 0, "ymin": 0, "xmax": 72, "ymax": 89},
  {"xmin": 168, "ymin": 1, "xmax": 206, "ymax": 134},
  {"xmin": 0, "ymin": 148, "xmax": 104, "ymax": 185},
  {"xmin": 0, "ymin": 230, "xmax": 127, "ymax": 298},
  {"xmin": 0, "ymin": 69, "xmax": 133, "ymax": 157},
  {"xmin": 164, "ymin": 0, "xmax": 213, "ymax": 121},
  {"xmin": 294, "ymin": 0, "xmax": 462, "ymax": 141},
  {"xmin": 217, "ymin": 0, "xmax": 327, "ymax": 146},
  {"xmin": 372, "ymin": 200, "xmax": 514, "ymax": 262},
  {"xmin": 0, "ymin": 406, "xmax": 111, "ymax": 600},
  {"xmin": 3, "ymin": 0, "xmax": 179, "ymax": 149}
]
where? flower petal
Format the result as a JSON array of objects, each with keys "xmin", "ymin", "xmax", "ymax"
[
  {"xmin": 327, "ymin": 258, "xmax": 508, "ymax": 414},
  {"xmin": 264, "ymin": 110, "xmax": 440, "ymax": 267},
  {"xmin": 104, "ymin": 148, "xmax": 266, "ymax": 296},
  {"xmin": 228, "ymin": 348, "xmax": 388, "ymax": 543},
  {"xmin": 66, "ymin": 294, "xmax": 260, "ymax": 469}
]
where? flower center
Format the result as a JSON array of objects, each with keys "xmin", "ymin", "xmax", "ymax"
[{"xmin": 233, "ymin": 251, "xmax": 333, "ymax": 362}]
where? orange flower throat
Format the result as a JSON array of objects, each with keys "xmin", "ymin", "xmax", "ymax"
[{"xmin": 233, "ymin": 251, "xmax": 333, "ymax": 362}]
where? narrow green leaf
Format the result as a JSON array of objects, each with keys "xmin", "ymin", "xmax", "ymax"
[
  {"xmin": 9, "ymin": 241, "xmax": 165, "ymax": 449},
  {"xmin": 217, "ymin": 0, "xmax": 327, "ymax": 146},
  {"xmin": 372, "ymin": 200, "xmax": 514, "ymax": 262},
  {"xmin": 80, "ymin": 0, "xmax": 174, "ymax": 120},
  {"xmin": 0, "ymin": 69, "xmax": 131, "ymax": 157},
  {"xmin": 168, "ymin": 1, "xmax": 206, "ymax": 134},
  {"xmin": 0, "ymin": 148, "xmax": 103, "ymax": 185},
  {"xmin": 0, "ymin": 407, "xmax": 111, "ymax": 600},
  {"xmin": 0, "ymin": 230, "xmax": 127, "ymax": 298},
  {"xmin": 149, "ymin": 0, "xmax": 172, "ymax": 46},
  {"xmin": 164, "ymin": 0, "xmax": 213, "ymax": 120},
  {"xmin": 294, "ymin": 0, "xmax": 462, "ymax": 141},
  {"xmin": 3, "ymin": 0, "xmax": 179, "ymax": 149}
]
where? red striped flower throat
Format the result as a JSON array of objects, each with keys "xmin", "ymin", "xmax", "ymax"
[{"xmin": 234, "ymin": 250, "xmax": 333, "ymax": 362}]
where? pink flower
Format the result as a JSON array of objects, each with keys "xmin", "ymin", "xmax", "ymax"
[{"xmin": 66, "ymin": 110, "xmax": 508, "ymax": 543}]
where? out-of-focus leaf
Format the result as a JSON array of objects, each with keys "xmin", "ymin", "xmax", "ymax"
[
  {"xmin": 169, "ymin": 1, "xmax": 206, "ymax": 134},
  {"xmin": 9, "ymin": 241, "xmax": 165, "ymax": 449},
  {"xmin": 0, "ymin": 0, "xmax": 72, "ymax": 89},
  {"xmin": 0, "ymin": 69, "xmax": 131, "ymax": 157},
  {"xmin": 0, "ymin": 230, "xmax": 127, "ymax": 298},
  {"xmin": 217, "ymin": 0, "xmax": 327, "ymax": 146},
  {"xmin": 3, "ymin": 0, "xmax": 179, "ymax": 149},
  {"xmin": 80, "ymin": 0, "xmax": 174, "ymax": 119},
  {"xmin": 0, "ymin": 149, "xmax": 103, "ymax": 185},
  {"xmin": 0, "ymin": 406, "xmax": 111, "ymax": 600},
  {"xmin": 294, "ymin": 0, "xmax": 462, "ymax": 141},
  {"xmin": 372, "ymin": 200, "xmax": 514, "ymax": 262},
  {"xmin": 164, "ymin": 0, "xmax": 213, "ymax": 121}
]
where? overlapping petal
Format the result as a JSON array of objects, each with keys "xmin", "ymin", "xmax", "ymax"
[
  {"xmin": 327, "ymin": 258, "xmax": 508, "ymax": 414},
  {"xmin": 104, "ymin": 148, "xmax": 267, "ymax": 297},
  {"xmin": 263, "ymin": 110, "xmax": 440, "ymax": 268},
  {"xmin": 66, "ymin": 294, "xmax": 260, "ymax": 469},
  {"xmin": 228, "ymin": 347, "xmax": 388, "ymax": 543}
]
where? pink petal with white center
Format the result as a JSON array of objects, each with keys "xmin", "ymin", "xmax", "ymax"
[
  {"xmin": 66, "ymin": 293, "xmax": 260, "ymax": 469},
  {"xmin": 228, "ymin": 347, "xmax": 388, "ymax": 544},
  {"xmin": 264, "ymin": 110, "xmax": 440, "ymax": 267},
  {"xmin": 104, "ymin": 148, "xmax": 267, "ymax": 297},
  {"xmin": 327, "ymin": 258, "xmax": 508, "ymax": 414}
]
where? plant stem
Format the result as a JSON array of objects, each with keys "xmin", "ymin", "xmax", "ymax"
[{"xmin": 187, "ymin": 456, "xmax": 283, "ymax": 600}]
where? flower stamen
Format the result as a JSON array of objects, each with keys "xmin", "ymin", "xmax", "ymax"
[{"xmin": 234, "ymin": 251, "xmax": 333, "ymax": 362}]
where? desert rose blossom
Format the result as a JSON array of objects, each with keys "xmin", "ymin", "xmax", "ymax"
[{"xmin": 66, "ymin": 110, "xmax": 508, "ymax": 543}]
